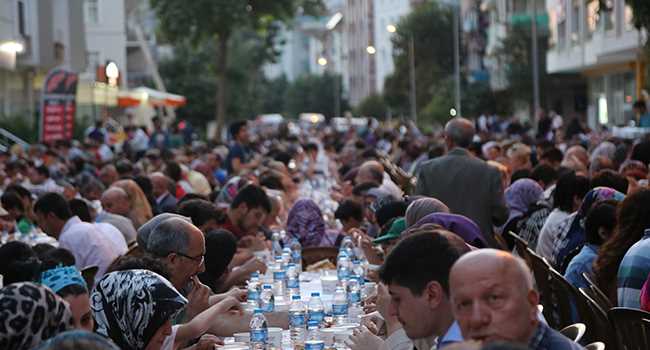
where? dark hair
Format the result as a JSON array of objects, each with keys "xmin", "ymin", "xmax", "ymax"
[
  {"xmin": 177, "ymin": 193, "xmax": 208, "ymax": 206},
  {"xmin": 259, "ymin": 172, "xmax": 285, "ymax": 191},
  {"xmin": 5, "ymin": 184, "xmax": 32, "ymax": 202},
  {"xmin": 374, "ymin": 201, "xmax": 408, "ymax": 228},
  {"xmin": 334, "ymin": 200, "xmax": 364, "ymax": 223},
  {"xmin": 229, "ymin": 121, "xmax": 247, "ymax": 139},
  {"xmin": 633, "ymin": 100, "xmax": 647, "ymax": 111},
  {"xmin": 32, "ymin": 243, "xmax": 56, "ymax": 257},
  {"xmin": 540, "ymin": 148, "xmax": 563, "ymax": 164},
  {"xmin": 553, "ymin": 172, "xmax": 590, "ymax": 212},
  {"xmin": 115, "ymin": 159, "xmax": 134, "ymax": 176},
  {"xmin": 177, "ymin": 199, "xmax": 220, "ymax": 228},
  {"xmin": 591, "ymin": 169, "xmax": 628, "ymax": 194},
  {"xmin": 352, "ymin": 182, "xmax": 380, "ymax": 196},
  {"xmin": 164, "ymin": 162, "xmax": 183, "ymax": 182},
  {"xmin": 34, "ymin": 193, "xmax": 73, "ymax": 220},
  {"xmin": 58, "ymin": 283, "xmax": 88, "ymax": 298},
  {"xmin": 594, "ymin": 189, "xmax": 650, "ymax": 303},
  {"xmin": 531, "ymin": 164, "xmax": 557, "ymax": 187},
  {"xmin": 630, "ymin": 140, "xmax": 650, "ymax": 167},
  {"xmin": 231, "ymin": 184, "xmax": 271, "ymax": 213},
  {"xmin": 68, "ymin": 199, "xmax": 93, "ymax": 222},
  {"xmin": 0, "ymin": 241, "xmax": 41, "ymax": 284},
  {"xmin": 304, "ymin": 143, "xmax": 318, "ymax": 152},
  {"xmin": 106, "ymin": 255, "xmax": 171, "ymax": 280},
  {"xmin": 198, "ymin": 230, "xmax": 237, "ymax": 292},
  {"xmin": 585, "ymin": 201, "xmax": 618, "ymax": 246},
  {"xmin": 379, "ymin": 230, "xmax": 463, "ymax": 295},
  {"xmin": 1, "ymin": 191, "xmax": 24, "ymax": 212},
  {"xmin": 510, "ymin": 169, "xmax": 532, "ymax": 184},
  {"xmin": 35, "ymin": 165, "xmax": 50, "ymax": 178},
  {"xmin": 39, "ymin": 248, "xmax": 76, "ymax": 270}
]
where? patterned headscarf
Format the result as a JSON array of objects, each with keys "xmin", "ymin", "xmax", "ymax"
[
  {"xmin": 215, "ymin": 176, "xmax": 250, "ymax": 209},
  {"xmin": 91, "ymin": 270, "xmax": 187, "ymax": 350},
  {"xmin": 286, "ymin": 199, "xmax": 326, "ymax": 248},
  {"xmin": 40, "ymin": 265, "xmax": 87, "ymax": 294},
  {"xmin": 405, "ymin": 197, "xmax": 450, "ymax": 227},
  {"xmin": 0, "ymin": 282, "xmax": 73, "ymax": 350},
  {"xmin": 35, "ymin": 330, "xmax": 119, "ymax": 350},
  {"xmin": 413, "ymin": 212, "xmax": 488, "ymax": 248},
  {"xmin": 504, "ymin": 178, "xmax": 544, "ymax": 226}
]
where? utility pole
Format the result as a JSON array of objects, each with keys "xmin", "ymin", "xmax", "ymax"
[
  {"xmin": 409, "ymin": 35, "xmax": 417, "ymax": 123},
  {"xmin": 531, "ymin": 0, "xmax": 541, "ymax": 117},
  {"xmin": 453, "ymin": 2, "xmax": 461, "ymax": 117}
]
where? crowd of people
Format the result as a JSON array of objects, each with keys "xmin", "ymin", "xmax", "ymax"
[{"xmin": 1, "ymin": 111, "xmax": 650, "ymax": 350}]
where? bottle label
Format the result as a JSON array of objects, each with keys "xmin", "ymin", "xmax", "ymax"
[
  {"xmin": 287, "ymin": 278, "xmax": 299, "ymax": 289},
  {"xmin": 348, "ymin": 291, "xmax": 361, "ymax": 304},
  {"xmin": 290, "ymin": 312, "xmax": 306, "ymax": 327},
  {"xmin": 305, "ymin": 341, "xmax": 325, "ymax": 350},
  {"xmin": 292, "ymin": 251, "xmax": 301, "ymax": 263},
  {"xmin": 248, "ymin": 290, "xmax": 259, "ymax": 301},
  {"xmin": 261, "ymin": 302, "xmax": 274, "ymax": 313},
  {"xmin": 332, "ymin": 303, "xmax": 348, "ymax": 316},
  {"xmin": 250, "ymin": 329, "xmax": 268, "ymax": 344},
  {"xmin": 309, "ymin": 310, "xmax": 324, "ymax": 323},
  {"xmin": 273, "ymin": 271, "xmax": 286, "ymax": 281}
]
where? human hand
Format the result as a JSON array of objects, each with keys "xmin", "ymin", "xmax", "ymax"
[
  {"xmin": 360, "ymin": 311, "xmax": 384, "ymax": 335},
  {"xmin": 186, "ymin": 276, "xmax": 211, "ymax": 320},
  {"xmin": 238, "ymin": 235, "xmax": 267, "ymax": 251},
  {"xmin": 376, "ymin": 283, "xmax": 392, "ymax": 320},
  {"xmin": 241, "ymin": 256, "xmax": 267, "ymax": 275},
  {"xmin": 345, "ymin": 326, "xmax": 384, "ymax": 350},
  {"xmin": 226, "ymin": 287, "xmax": 247, "ymax": 302},
  {"xmin": 216, "ymin": 296, "xmax": 243, "ymax": 315},
  {"xmin": 193, "ymin": 334, "xmax": 223, "ymax": 350}
]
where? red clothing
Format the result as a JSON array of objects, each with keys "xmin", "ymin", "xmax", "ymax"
[{"xmin": 219, "ymin": 216, "xmax": 244, "ymax": 239}]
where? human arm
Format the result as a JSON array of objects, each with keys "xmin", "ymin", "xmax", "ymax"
[{"xmin": 175, "ymin": 296, "xmax": 242, "ymax": 347}]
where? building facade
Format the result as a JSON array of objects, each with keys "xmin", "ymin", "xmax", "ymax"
[
  {"xmin": 344, "ymin": 0, "xmax": 376, "ymax": 106},
  {"xmin": 546, "ymin": 0, "xmax": 645, "ymax": 127},
  {"xmin": 373, "ymin": 0, "xmax": 414, "ymax": 94}
]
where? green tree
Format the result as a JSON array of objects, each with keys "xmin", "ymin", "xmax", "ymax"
[
  {"xmin": 284, "ymin": 73, "xmax": 348, "ymax": 118},
  {"xmin": 355, "ymin": 94, "xmax": 388, "ymax": 119},
  {"xmin": 383, "ymin": 1, "xmax": 454, "ymax": 118},
  {"xmin": 150, "ymin": 0, "xmax": 323, "ymax": 139}
]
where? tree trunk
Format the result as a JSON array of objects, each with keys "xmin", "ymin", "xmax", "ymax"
[{"xmin": 215, "ymin": 33, "xmax": 229, "ymax": 142}]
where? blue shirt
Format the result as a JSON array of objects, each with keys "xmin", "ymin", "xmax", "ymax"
[
  {"xmin": 564, "ymin": 244, "xmax": 599, "ymax": 290},
  {"xmin": 618, "ymin": 229, "xmax": 650, "ymax": 308},
  {"xmin": 437, "ymin": 321, "xmax": 463, "ymax": 349}
]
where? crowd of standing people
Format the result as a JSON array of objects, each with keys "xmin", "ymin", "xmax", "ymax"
[{"xmin": 1, "ymin": 111, "xmax": 650, "ymax": 350}]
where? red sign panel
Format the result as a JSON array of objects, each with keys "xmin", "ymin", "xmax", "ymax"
[{"xmin": 40, "ymin": 68, "xmax": 78, "ymax": 142}]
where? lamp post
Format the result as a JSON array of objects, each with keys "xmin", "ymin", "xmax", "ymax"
[
  {"xmin": 530, "ymin": 0, "xmax": 541, "ymax": 117},
  {"xmin": 104, "ymin": 61, "xmax": 119, "ymax": 122},
  {"xmin": 387, "ymin": 24, "xmax": 417, "ymax": 123}
]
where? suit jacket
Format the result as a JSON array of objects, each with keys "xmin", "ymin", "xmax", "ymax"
[
  {"xmin": 415, "ymin": 148, "xmax": 508, "ymax": 247},
  {"xmin": 157, "ymin": 193, "xmax": 178, "ymax": 214}
]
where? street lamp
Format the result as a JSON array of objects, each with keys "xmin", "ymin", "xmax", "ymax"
[
  {"xmin": 366, "ymin": 46, "xmax": 376, "ymax": 55},
  {"xmin": 386, "ymin": 24, "xmax": 417, "ymax": 123},
  {"xmin": 105, "ymin": 61, "xmax": 119, "ymax": 87},
  {"xmin": 317, "ymin": 57, "xmax": 328, "ymax": 66},
  {"xmin": 0, "ymin": 41, "xmax": 24, "ymax": 54}
]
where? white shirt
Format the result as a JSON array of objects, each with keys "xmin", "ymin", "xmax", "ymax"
[
  {"xmin": 95, "ymin": 222, "xmax": 128, "ymax": 256},
  {"xmin": 58, "ymin": 216, "xmax": 120, "ymax": 284},
  {"xmin": 22, "ymin": 178, "xmax": 63, "ymax": 197},
  {"xmin": 536, "ymin": 208, "xmax": 570, "ymax": 259}
]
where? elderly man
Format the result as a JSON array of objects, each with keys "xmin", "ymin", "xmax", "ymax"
[
  {"xmin": 98, "ymin": 187, "xmax": 137, "ymax": 244},
  {"xmin": 449, "ymin": 249, "xmax": 582, "ymax": 349},
  {"xmin": 356, "ymin": 160, "xmax": 403, "ymax": 200},
  {"xmin": 150, "ymin": 172, "xmax": 178, "ymax": 213},
  {"xmin": 415, "ymin": 117, "xmax": 507, "ymax": 247}
]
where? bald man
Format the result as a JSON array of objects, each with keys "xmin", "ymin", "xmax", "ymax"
[
  {"xmin": 98, "ymin": 187, "xmax": 137, "ymax": 244},
  {"xmin": 150, "ymin": 172, "xmax": 178, "ymax": 213},
  {"xmin": 449, "ymin": 249, "xmax": 582, "ymax": 349},
  {"xmin": 356, "ymin": 160, "xmax": 403, "ymax": 199},
  {"xmin": 415, "ymin": 117, "xmax": 507, "ymax": 247}
]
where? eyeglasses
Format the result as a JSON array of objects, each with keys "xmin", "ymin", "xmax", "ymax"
[{"xmin": 174, "ymin": 252, "xmax": 204, "ymax": 265}]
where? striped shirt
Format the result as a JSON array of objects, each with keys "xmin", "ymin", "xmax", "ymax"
[{"xmin": 618, "ymin": 229, "xmax": 650, "ymax": 308}]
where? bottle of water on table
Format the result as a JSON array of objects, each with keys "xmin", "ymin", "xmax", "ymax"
[
  {"xmin": 307, "ymin": 292, "xmax": 325, "ymax": 325},
  {"xmin": 260, "ymin": 284, "xmax": 275, "ymax": 312},
  {"xmin": 332, "ymin": 285, "xmax": 348, "ymax": 325},
  {"xmin": 347, "ymin": 277, "xmax": 362, "ymax": 323},
  {"xmin": 250, "ymin": 308, "xmax": 268, "ymax": 350},
  {"xmin": 337, "ymin": 253, "xmax": 350, "ymax": 282},
  {"xmin": 290, "ymin": 238, "xmax": 302, "ymax": 271},
  {"xmin": 271, "ymin": 231, "xmax": 283, "ymax": 258},
  {"xmin": 247, "ymin": 272, "xmax": 261, "ymax": 307},
  {"xmin": 289, "ymin": 295, "xmax": 306, "ymax": 346},
  {"xmin": 305, "ymin": 320, "xmax": 325, "ymax": 350},
  {"xmin": 286, "ymin": 263, "xmax": 300, "ymax": 297}
]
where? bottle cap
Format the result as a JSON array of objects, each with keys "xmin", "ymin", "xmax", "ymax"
[
  {"xmin": 254, "ymin": 308, "xmax": 263, "ymax": 313},
  {"xmin": 311, "ymin": 292, "xmax": 320, "ymax": 297},
  {"xmin": 263, "ymin": 284, "xmax": 272, "ymax": 289},
  {"xmin": 292, "ymin": 295, "xmax": 301, "ymax": 300}
]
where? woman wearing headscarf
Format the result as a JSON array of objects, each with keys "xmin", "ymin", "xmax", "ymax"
[
  {"xmin": 41, "ymin": 265, "xmax": 94, "ymax": 331},
  {"xmin": 413, "ymin": 212, "xmax": 488, "ymax": 248},
  {"xmin": 500, "ymin": 178, "xmax": 545, "ymax": 249},
  {"xmin": 91, "ymin": 269, "xmax": 187, "ymax": 350},
  {"xmin": 214, "ymin": 176, "xmax": 250, "ymax": 210},
  {"xmin": 550, "ymin": 187, "xmax": 625, "ymax": 271},
  {"xmin": 0, "ymin": 282, "xmax": 73, "ymax": 350},
  {"xmin": 286, "ymin": 199, "xmax": 340, "ymax": 248},
  {"xmin": 35, "ymin": 330, "xmax": 119, "ymax": 350},
  {"xmin": 404, "ymin": 197, "xmax": 450, "ymax": 228},
  {"xmin": 112, "ymin": 179, "xmax": 153, "ymax": 229}
]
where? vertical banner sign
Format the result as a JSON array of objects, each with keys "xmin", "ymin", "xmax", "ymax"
[{"xmin": 40, "ymin": 68, "xmax": 78, "ymax": 142}]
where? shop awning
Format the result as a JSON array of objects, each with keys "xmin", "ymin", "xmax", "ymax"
[{"xmin": 117, "ymin": 87, "xmax": 186, "ymax": 108}]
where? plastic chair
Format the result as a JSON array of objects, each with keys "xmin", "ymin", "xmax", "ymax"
[
  {"xmin": 560, "ymin": 323, "xmax": 587, "ymax": 343},
  {"xmin": 549, "ymin": 268, "xmax": 578, "ymax": 328},
  {"xmin": 582, "ymin": 272, "xmax": 613, "ymax": 310},
  {"xmin": 585, "ymin": 342, "xmax": 605, "ymax": 350},
  {"xmin": 607, "ymin": 307, "xmax": 650, "ymax": 350},
  {"xmin": 301, "ymin": 246, "xmax": 339, "ymax": 267},
  {"xmin": 578, "ymin": 288, "xmax": 617, "ymax": 350},
  {"xmin": 527, "ymin": 248, "xmax": 556, "ymax": 327},
  {"xmin": 507, "ymin": 231, "xmax": 530, "ymax": 263}
]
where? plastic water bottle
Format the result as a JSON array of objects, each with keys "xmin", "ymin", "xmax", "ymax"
[
  {"xmin": 282, "ymin": 247, "xmax": 292, "ymax": 267},
  {"xmin": 351, "ymin": 260, "xmax": 365, "ymax": 285},
  {"xmin": 289, "ymin": 295, "xmax": 306, "ymax": 346},
  {"xmin": 305, "ymin": 320, "xmax": 325, "ymax": 350},
  {"xmin": 347, "ymin": 278, "xmax": 362, "ymax": 323},
  {"xmin": 260, "ymin": 284, "xmax": 275, "ymax": 312},
  {"xmin": 271, "ymin": 231, "xmax": 283, "ymax": 258},
  {"xmin": 272, "ymin": 257, "xmax": 286, "ymax": 298},
  {"xmin": 290, "ymin": 238, "xmax": 302, "ymax": 271},
  {"xmin": 286, "ymin": 263, "xmax": 300, "ymax": 297},
  {"xmin": 250, "ymin": 308, "xmax": 268, "ymax": 350},
  {"xmin": 307, "ymin": 292, "xmax": 325, "ymax": 325},
  {"xmin": 332, "ymin": 286, "xmax": 348, "ymax": 325},
  {"xmin": 247, "ymin": 273, "xmax": 261, "ymax": 307},
  {"xmin": 340, "ymin": 236, "xmax": 355, "ymax": 259},
  {"xmin": 337, "ymin": 253, "xmax": 350, "ymax": 281}
]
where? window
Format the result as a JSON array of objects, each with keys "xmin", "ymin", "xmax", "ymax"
[
  {"xmin": 18, "ymin": 1, "xmax": 26, "ymax": 36},
  {"xmin": 86, "ymin": 51, "xmax": 99, "ymax": 73},
  {"xmin": 85, "ymin": 0, "xmax": 99, "ymax": 24},
  {"xmin": 571, "ymin": 0, "xmax": 580, "ymax": 43}
]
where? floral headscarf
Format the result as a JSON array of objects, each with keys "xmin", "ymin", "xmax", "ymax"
[
  {"xmin": 286, "ymin": 199, "xmax": 326, "ymax": 248},
  {"xmin": 0, "ymin": 282, "xmax": 73, "ymax": 350},
  {"xmin": 91, "ymin": 270, "xmax": 187, "ymax": 350},
  {"xmin": 504, "ymin": 178, "xmax": 544, "ymax": 227}
]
